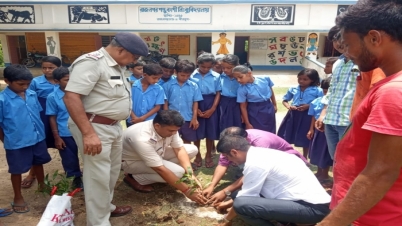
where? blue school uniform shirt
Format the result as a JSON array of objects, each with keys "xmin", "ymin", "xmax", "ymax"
[
  {"xmin": 46, "ymin": 88, "xmax": 71, "ymax": 137},
  {"xmin": 157, "ymin": 75, "xmax": 176, "ymax": 86},
  {"xmin": 190, "ymin": 69, "xmax": 222, "ymax": 95},
  {"xmin": 130, "ymin": 79, "xmax": 166, "ymax": 121},
  {"xmin": 308, "ymin": 96, "xmax": 325, "ymax": 120},
  {"xmin": 283, "ymin": 86, "xmax": 324, "ymax": 106},
  {"xmin": 220, "ymin": 73, "xmax": 240, "ymax": 98},
  {"xmin": 0, "ymin": 88, "xmax": 45, "ymax": 149},
  {"xmin": 237, "ymin": 76, "xmax": 274, "ymax": 103},
  {"xmin": 163, "ymin": 78, "xmax": 203, "ymax": 121},
  {"xmin": 29, "ymin": 75, "xmax": 59, "ymax": 98}
]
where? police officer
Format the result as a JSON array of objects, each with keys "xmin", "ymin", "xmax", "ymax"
[{"xmin": 64, "ymin": 33, "xmax": 148, "ymax": 226}]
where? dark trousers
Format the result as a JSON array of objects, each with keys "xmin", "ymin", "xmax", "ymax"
[
  {"xmin": 59, "ymin": 136, "xmax": 81, "ymax": 178},
  {"xmin": 233, "ymin": 196, "xmax": 330, "ymax": 226}
]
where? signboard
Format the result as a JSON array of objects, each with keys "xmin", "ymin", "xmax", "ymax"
[
  {"xmin": 68, "ymin": 5, "xmax": 109, "ymax": 24},
  {"xmin": 0, "ymin": 5, "xmax": 35, "ymax": 24},
  {"xmin": 138, "ymin": 5, "xmax": 212, "ymax": 24},
  {"xmin": 265, "ymin": 35, "xmax": 305, "ymax": 65},
  {"xmin": 250, "ymin": 4, "xmax": 295, "ymax": 25},
  {"xmin": 250, "ymin": 39, "xmax": 268, "ymax": 50},
  {"xmin": 337, "ymin": 5, "xmax": 350, "ymax": 16},
  {"xmin": 142, "ymin": 35, "xmax": 168, "ymax": 55},
  {"xmin": 168, "ymin": 35, "xmax": 190, "ymax": 55}
]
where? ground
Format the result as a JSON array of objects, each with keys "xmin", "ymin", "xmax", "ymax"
[{"xmin": 0, "ymin": 87, "xmax": 331, "ymax": 226}]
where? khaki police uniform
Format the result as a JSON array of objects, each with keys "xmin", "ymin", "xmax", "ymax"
[
  {"xmin": 122, "ymin": 120, "xmax": 198, "ymax": 185},
  {"xmin": 66, "ymin": 47, "xmax": 131, "ymax": 226}
]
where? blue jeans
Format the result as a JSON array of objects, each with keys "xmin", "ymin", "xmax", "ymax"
[
  {"xmin": 324, "ymin": 124, "xmax": 348, "ymax": 160},
  {"xmin": 233, "ymin": 196, "xmax": 330, "ymax": 226}
]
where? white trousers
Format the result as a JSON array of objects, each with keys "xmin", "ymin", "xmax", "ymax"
[
  {"xmin": 122, "ymin": 144, "xmax": 198, "ymax": 185},
  {"xmin": 69, "ymin": 121, "xmax": 122, "ymax": 226}
]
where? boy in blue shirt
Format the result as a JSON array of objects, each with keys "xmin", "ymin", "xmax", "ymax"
[
  {"xmin": 46, "ymin": 67, "xmax": 83, "ymax": 189},
  {"xmin": 158, "ymin": 57, "xmax": 176, "ymax": 86},
  {"xmin": 163, "ymin": 60, "xmax": 203, "ymax": 147},
  {"xmin": 127, "ymin": 64, "xmax": 165, "ymax": 126},
  {"xmin": 127, "ymin": 60, "xmax": 145, "ymax": 84},
  {"xmin": 0, "ymin": 65, "xmax": 51, "ymax": 213}
]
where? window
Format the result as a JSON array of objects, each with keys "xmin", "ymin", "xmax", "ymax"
[
  {"xmin": 101, "ymin": 36, "xmax": 114, "ymax": 47},
  {"xmin": 323, "ymin": 36, "xmax": 342, "ymax": 57}
]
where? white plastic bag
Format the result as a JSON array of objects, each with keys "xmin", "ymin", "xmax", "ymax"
[{"xmin": 37, "ymin": 193, "xmax": 74, "ymax": 226}]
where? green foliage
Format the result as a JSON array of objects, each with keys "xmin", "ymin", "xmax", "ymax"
[
  {"xmin": 39, "ymin": 170, "xmax": 74, "ymax": 196},
  {"xmin": 176, "ymin": 167, "xmax": 210, "ymax": 195},
  {"xmin": 0, "ymin": 43, "xmax": 4, "ymax": 67}
]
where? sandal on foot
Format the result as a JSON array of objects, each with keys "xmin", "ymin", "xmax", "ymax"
[
  {"xmin": 191, "ymin": 162, "xmax": 199, "ymax": 171},
  {"xmin": 21, "ymin": 177, "xmax": 36, "ymax": 189},
  {"xmin": 205, "ymin": 159, "xmax": 215, "ymax": 168},
  {"xmin": 11, "ymin": 202, "xmax": 29, "ymax": 213},
  {"xmin": 193, "ymin": 160, "xmax": 202, "ymax": 168},
  {"xmin": 0, "ymin": 208, "xmax": 13, "ymax": 217}
]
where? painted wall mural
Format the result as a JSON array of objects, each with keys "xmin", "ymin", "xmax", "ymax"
[
  {"xmin": 306, "ymin": 33, "xmax": 319, "ymax": 57},
  {"xmin": 0, "ymin": 5, "xmax": 35, "ymax": 24},
  {"xmin": 141, "ymin": 35, "xmax": 168, "ymax": 55},
  {"xmin": 250, "ymin": 4, "xmax": 295, "ymax": 25},
  {"xmin": 212, "ymin": 33, "xmax": 232, "ymax": 55},
  {"xmin": 68, "ymin": 5, "xmax": 109, "ymax": 24}
]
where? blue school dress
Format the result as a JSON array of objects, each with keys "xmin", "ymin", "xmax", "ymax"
[
  {"xmin": 308, "ymin": 96, "xmax": 333, "ymax": 168},
  {"xmin": 219, "ymin": 73, "xmax": 242, "ymax": 133},
  {"xmin": 29, "ymin": 75, "xmax": 59, "ymax": 148},
  {"xmin": 190, "ymin": 69, "xmax": 221, "ymax": 140},
  {"xmin": 277, "ymin": 86, "xmax": 323, "ymax": 148},
  {"xmin": 237, "ymin": 76, "xmax": 276, "ymax": 133},
  {"xmin": 163, "ymin": 78, "xmax": 203, "ymax": 141}
]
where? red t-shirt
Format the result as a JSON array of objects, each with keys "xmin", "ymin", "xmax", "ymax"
[{"xmin": 331, "ymin": 71, "xmax": 402, "ymax": 226}]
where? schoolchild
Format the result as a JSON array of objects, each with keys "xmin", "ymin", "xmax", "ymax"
[
  {"xmin": 158, "ymin": 57, "xmax": 177, "ymax": 86},
  {"xmin": 307, "ymin": 77, "xmax": 333, "ymax": 181},
  {"xmin": 127, "ymin": 63, "xmax": 165, "ymax": 127},
  {"xmin": 127, "ymin": 60, "xmax": 145, "ymax": 83},
  {"xmin": 46, "ymin": 67, "xmax": 83, "ymax": 189},
  {"xmin": 278, "ymin": 68, "xmax": 323, "ymax": 158},
  {"xmin": 191, "ymin": 53, "xmax": 221, "ymax": 168},
  {"xmin": 163, "ymin": 60, "xmax": 203, "ymax": 146},
  {"xmin": 0, "ymin": 65, "xmax": 51, "ymax": 213},
  {"xmin": 23, "ymin": 56, "xmax": 61, "ymax": 188},
  {"xmin": 219, "ymin": 54, "xmax": 242, "ymax": 134},
  {"xmin": 233, "ymin": 65, "xmax": 277, "ymax": 134}
]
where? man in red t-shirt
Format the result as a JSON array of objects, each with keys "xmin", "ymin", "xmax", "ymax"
[{"xmin": 318, "ymin": 1, "xmax": 402, "ymax": 226}]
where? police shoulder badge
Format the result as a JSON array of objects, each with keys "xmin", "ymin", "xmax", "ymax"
[{"xmin": 86, "ymin": 51, "xmax": 104, "ymax": 60}]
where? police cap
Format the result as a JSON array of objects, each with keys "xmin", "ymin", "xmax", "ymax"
[{"xmin": 114, "ymin": 33, "xmax": 149, "ymax": 56}]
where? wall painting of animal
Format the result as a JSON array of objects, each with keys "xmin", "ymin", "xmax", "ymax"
[
  {"xmin": 250, "ymin": 4, "xmax": 295, "ymax": 25},
  {"xmin": 0, "ymin": 5, "xmax": 35, "ymax": 24},
  {"xmin": 68, "ymin": 5, "xmax": 110, "ymax": 24}
]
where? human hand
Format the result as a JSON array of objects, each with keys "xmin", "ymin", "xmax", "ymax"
[
  {"xmin": 273, "ymin": 105, "xmax": 277, "ymax": 113},
  {"xmin": 202, "ymin": 185, "xmax": 214, "ymax": 198},
  {"xmin": 245, "ymin": 123, "xmax": 253, "ymax": 130},
  {"xmin": 315, "ymin": 117, "xmax": 325, "ymax": 132},
  {"xmin": 208, "ymin": 190, "xmax": 226, "ymax": 205},
  {"xmin": 307, "ymin": 129, "xmax": 314, "ymax": 140},
  {"xmin": 186, "ymin": 189, "xmax": 208, "ymax": 205},
  {"xmin": 202, "ymin": 108, "xmax": 216, "ymax": 118},
  {"xmin": 190, "ymin": 119, "xmax": 199, "ymax": 130},
  {"xmin": 132, "ymin": 116, "xmax": 145, "ymax": 124},
  {"xmin": 197, "ymin": 109, "xmax": 204, "ymax": 117},
  {"xmin": 54, "ymin": 137, "xmax": 66, "ymax": 150},
  {"xmin": 297, "ymin": 104, "xmax": 309, "ymax": 111},
  {"xmin": 83, "ymin": 133, "xmax": 102, "ymax": 156},
  {"xmin": 289, "ymin": 106, "xmax": 298, "ymax": 110}
]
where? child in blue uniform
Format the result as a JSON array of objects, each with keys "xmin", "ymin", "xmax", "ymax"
[
  {"xmin": 307, "ymin": 77, "xmax": 333, "ymax": 181},
  {"xmin": 163, "ymin": 60, "xmax": 203, "ymax": 145},
  {"xmin": 127, "ymin": 60, "xmax": 145, "ymax": 84},
  {"xmin": 233, "ymin": 65, "xmax": 277, "ymax": 133},
  {"xmin": 191, "ymin": 53, "xmax": 221, "ymax": 168},
  {"xmin": 23, "ymin": 56, "xmax": 61, "ymax": 188},
  {"xmin": 158, "ymin": 57, "xmax": 177, "ymax": 86},
  {"xmin": 278, "ymin": 68, "xmax": 323, "ymax": 158},
  {"xmin": 0, "ymin": 65, "xmax": 51, "ymax": 213},
  {"xmin": 213, "ymin": 56, "xmax": 223, "ymax": 75},
  {"xmin": 46, "ymin": 67, "xmax": 83, "ymax": 189},
  {"xmin": 127, "ymin": 64, "xmax": 165, "ymax": 127},
  {"xmin": 219, "ymin": 54, "xmax": 242, "ymax": 134}
]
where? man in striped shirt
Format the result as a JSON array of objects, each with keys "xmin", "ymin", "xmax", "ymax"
[{"xmin": 315, "ymin": 26, "xmax": 359, "ymax": 160}]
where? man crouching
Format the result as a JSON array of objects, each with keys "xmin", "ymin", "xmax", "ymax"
[{"xmin": 122, "ymin": 110, "xmax": 207, "ymax": 204}]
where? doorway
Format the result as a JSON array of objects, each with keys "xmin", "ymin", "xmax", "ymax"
[
  {"xmin": 234, "ymin": 36, "xmax": 249, "ymax": 65},
  {"xmin": 196, "ymin": 37, "xmax": 212, "ymax": 58},
  {"xmin": 7, "ymin": 35, "xmax": 27, "ymax": 64}
]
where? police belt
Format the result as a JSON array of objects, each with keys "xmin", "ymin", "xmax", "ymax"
[{"xmin": 86, "ymin": 113, "xmax": 120, "ymax": 126}]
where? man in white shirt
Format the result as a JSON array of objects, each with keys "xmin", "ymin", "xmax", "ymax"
[
  {"xmin": 122, "ymin": 110, "xmax": 206, "ymax": 204},
  {"xmin": 216, "ymin": 135, "xmax": 330, "ymax": 226}
]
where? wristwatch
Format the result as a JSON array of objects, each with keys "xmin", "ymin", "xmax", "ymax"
[{"xmin": 224, "ymin": 190, "xmax": 231, "ymax": 196}]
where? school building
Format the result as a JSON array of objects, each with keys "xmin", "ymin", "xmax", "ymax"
[{"xmin": 0, "ymin": 0, "xmax": 357, "ymax": 71}]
